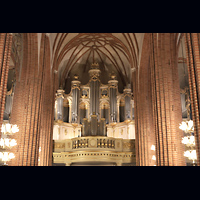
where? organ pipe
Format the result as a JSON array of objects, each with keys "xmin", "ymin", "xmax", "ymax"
[
  {"xmin": 55, "ymin": 89, "xmax": 65, "ymax": 121},
  {"xmin": 124, "ymin": 87, "xmax": 132, "ymax": 120},
  {"xmin": 108, "ymin": 77, "xmax": 118, "ymax": 123},
  {"xmin": 71, "ymin": 76, "xmax": 81, "ymax": 123},
  {"xmin": 88, "ymin": 64, "xmax": 101, "ymax": 120}
]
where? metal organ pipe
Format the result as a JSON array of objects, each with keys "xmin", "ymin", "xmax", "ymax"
[
  {"xmin": 125, "ymin": 95, "xmax": 131, "ymax": 119},
  {"xmin": 55, "ymin": 89, "xmax": 65, "ymax": 121},
  {"xmin": 72, "ymin": 88, "xmax": 80, "ymax": 123},
  {"xmin": 89, "ymin": 79, "xmax": 100, "ymax": 118},
  {"xmin": 124, "ymin": 87, "xmax": 132, "ymax": 120},
  {"xmin": 89, "ymin": 67, "xmax": 101, "ymax": 121},
  {"xmin": 108, "ymin": 79, "xmax": 118, "ymax": 123},
  {"xmin": 71, "ymin": 78, "xmax": 81, "ymax": 123},
  {"xmin": 57, "ymin": 97, "xmax": 63, "ymax": 120}
]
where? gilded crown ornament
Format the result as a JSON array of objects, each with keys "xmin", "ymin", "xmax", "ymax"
[{"xmin": 91, "ymin": 62, "xmax": 99, "ymax": 69}]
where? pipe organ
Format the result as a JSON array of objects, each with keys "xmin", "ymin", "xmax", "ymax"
[{"xmin": 53, "ymin": 63, "xmax": 135, "ymax": 166}]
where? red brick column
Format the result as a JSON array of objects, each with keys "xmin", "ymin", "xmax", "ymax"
[
  {"xmin": 151, "ymin": 33, "xmax": 185, "ymax": 166},
  {"xmin": 184, "ymin": 33, "xmax": 200, "ymax": 166},
  {"xmin": 0, "ymin": 33, "xmax": 13, "ymax": 128},
  {"xmin": 37, "ymin": 34, "xmax": 54, "ymax": 166},
  {"xmin": 135, "ymin": 33, "xmax": 185, "ymax": 166},
  {"xmin": 135, "ymin": 33, "xmax": 156, "ymax": 166},
  {"xmin": 132, "ymin": 69, "xmax": 139, "ymax": 165},
  {"xmin": 8, "ymin": 33, "xmax": 55, "ymax": 166},
  {"xmin": 9, "ymin": 33, "xmax": 42, "ymax": 166}
]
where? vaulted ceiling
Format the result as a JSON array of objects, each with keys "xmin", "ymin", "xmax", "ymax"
[
  {"xmin": 9, "ymin": 33, "xmax": 187, "ymax": 93},
  {"xmin": 47, "ymin": 33, "xmax": 144, "ymax": 92}
]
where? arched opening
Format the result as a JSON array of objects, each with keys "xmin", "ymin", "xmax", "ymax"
[{"xmin": 51, "ymin": 33, "xmax": 138, "ymax": 166}]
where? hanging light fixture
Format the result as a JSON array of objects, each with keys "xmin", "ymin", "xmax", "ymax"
[
  {"xmin": 184, "ymin": 150, "xmax": 197, "ymax": 165},
  {"xmin": 0, "ymin": 152, "xmax": 15, "ymax": 165},
  {"xmin": 0, "ymin": 138, "xmax": 17, "ymax": 149},
  {"xmin": 1, "ymin": 123, "xmax": 19, "ymax": 135},
  {"xmin": 179, "ymin": 120, "xmax": 194, "ymax": 133},
  {"xmin": 0, "ymin": 122, "xmax": 18, "ymax": 165},
  {"xmin": 181, "ymin": 135, "xmax": 195, "ymax": 147},
  {"xmin": 179, "ymin": 120, "xmax": 196, "ymax": 165},
  {"xmin": 151, "ymin": 145, "xmax": 155, "ymax": 151},
  {"xmin": 152, "ymin": 155, "xmax": 156, "ymax": 161}
]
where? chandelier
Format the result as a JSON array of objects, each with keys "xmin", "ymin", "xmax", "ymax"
[
  {"xmin": 1, "ymin": 123, "xmax": 19, "ymax": 135},
  {"xmin": 0, "ymin": 138, "xmax": 17, "ymax": 149},
  {"xmin": 184, "ymin": 150, "xmax": 197, "ymax": 161},
  {"xmin": 182, "ymin": 135, "xmax": 195, "ymax": 147},
  {"xmin": 179, "ymin": 120, "xmax": 196, "ymax": 165},
  {"xmin": 0, "ymin": 152, "xmax": 15, "ymax": 163},
  {"xmin": 179, "ymin": 120, "xmax": 194, "ymax": 133},
  {"xmin": 0, "ymin": 123, "xmax": 19, "ymax": 165}
]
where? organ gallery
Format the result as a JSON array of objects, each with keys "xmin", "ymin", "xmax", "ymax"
[{"xmin": 53, "ymin": 63, "xmax": 136, "ymax": 166}]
